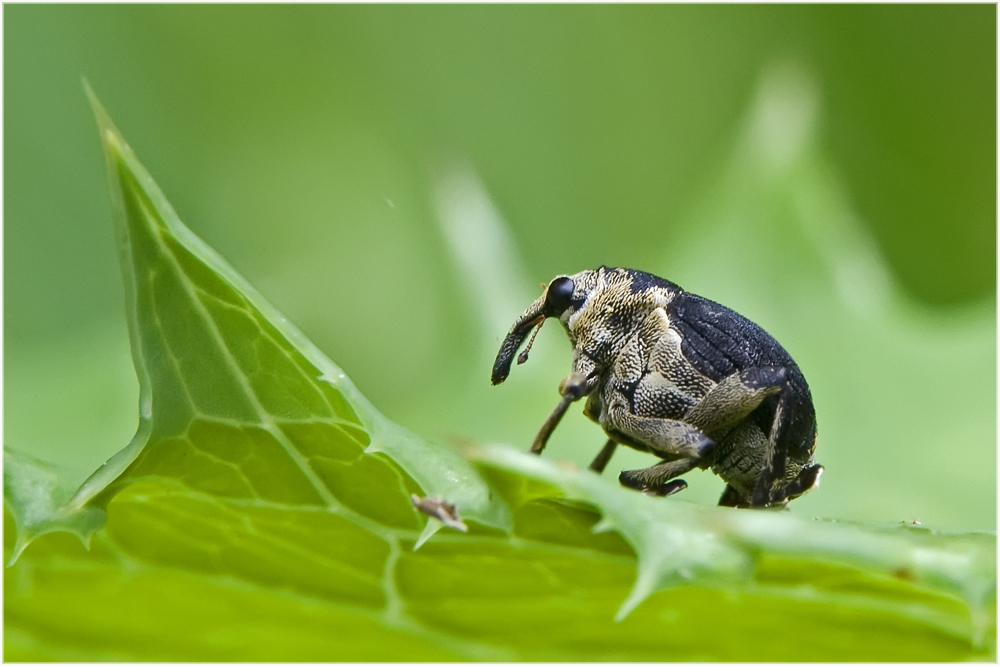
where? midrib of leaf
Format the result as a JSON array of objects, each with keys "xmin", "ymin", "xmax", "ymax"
[
  {"xmin": 80, "ymin": 87, "xmax": 523, "ymax": 659},
  {"xmin": 79, "ymin": 474, "xmax": 515, "ymax": 660},
  {"xmin": 6, "ymin": 523, "xmax": 511, "ymax": 661},
  {"xmin": 138, "ymin": 187, "xmax": 341, "ymax": 510},
  {"xmin": 3, "ymin": 88, "xmax": 512, "ymax": 660},
  {"xmin": 103, "ymin": 140, "xmax": 455, "ymax": 646}
]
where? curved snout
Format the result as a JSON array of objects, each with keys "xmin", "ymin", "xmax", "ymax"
[{"xmin": 491, "ymin": 296, "xmax": 546, "ymax": 385}]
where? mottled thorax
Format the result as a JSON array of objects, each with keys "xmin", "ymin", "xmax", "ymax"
[{"xmin": 566, "ymin": 268, "xmax": 679, "ymax": 369}]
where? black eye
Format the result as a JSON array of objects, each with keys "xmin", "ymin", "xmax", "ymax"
[{"xmin": 544, "ymin": 277, "xmax": 575, "ymax": 316}]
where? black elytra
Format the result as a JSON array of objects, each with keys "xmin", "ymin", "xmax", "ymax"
[{"xmin": 492, "ymin": 267, "xmax": 822, "ymax": 509}]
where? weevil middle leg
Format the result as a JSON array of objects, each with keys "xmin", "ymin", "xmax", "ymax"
[
  {"xmin": 588, "ymin": 438, "xmax": 618, "ymax": 473},
  {"xmin": 619, "ymin": 458, "xmax": 698, "ymax": 496}
]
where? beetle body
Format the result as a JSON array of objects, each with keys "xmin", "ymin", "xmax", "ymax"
[{"xmin": 492, "ymin": 267, "xmax": 821, "ymax": 508}]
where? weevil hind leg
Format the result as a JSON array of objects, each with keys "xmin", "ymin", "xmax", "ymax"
[
  {"xmin": 684, "ymin": 363, "xmax": 808, "ymax": 509},
  {"xmin": 749, "ymin": 375, "xmax": 810, "ymax": 508},
  {"xmin": 683, "ymin": 366, "xmax": 787, "ymax": 437},
  {"xmin": 775, "ymin": 464, "xmax": 824, "ymax": 503}
]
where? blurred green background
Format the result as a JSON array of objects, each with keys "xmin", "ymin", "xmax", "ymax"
[{"xmin": 5, "ymin": 6, "xmax": 996, "ymax": 530}]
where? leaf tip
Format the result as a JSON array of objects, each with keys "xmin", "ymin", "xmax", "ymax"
[
  {"xmin": 82, "ymin": 81, "xmax": 128, "ymax": 159},
  {"xmin": 6, "ymin": 534, "xmax": 31, "ymax": 568},
  {"xmin": 592, "ymin": 516, "xmax": 616, "ymax": 534},
  {"xmin": 615, "ymin": 564, "xmax": 658, "ymax": 622},
  {"xmin": 413, "ymin": 519, "xmax": 444, "ymax": 551},
  {"xmin": 81, "ymin": 76, "xmax": 97, "ymax": 106},
  {"xmin": 83, "ymin": 80, "xmax": 109, "ymax": 128}
]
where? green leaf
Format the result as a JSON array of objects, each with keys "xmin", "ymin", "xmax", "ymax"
[{"xmin": 4, "ymin": 88, "xmax": 995, "ymax": 661}]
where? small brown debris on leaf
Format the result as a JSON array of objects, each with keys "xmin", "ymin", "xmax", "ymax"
[{"xmin": 411, "ymin": 494, "xmax": 468, "ymax": 533}]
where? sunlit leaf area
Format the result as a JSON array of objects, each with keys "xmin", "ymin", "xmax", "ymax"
[{"xmin": 5, "ymin": 5, "xmax": 995, "ymax": 661}]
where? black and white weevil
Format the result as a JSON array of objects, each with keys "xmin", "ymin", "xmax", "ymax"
[{"xmin": 492, "ymin": 267, "xmax": 822, "ymax": 508}]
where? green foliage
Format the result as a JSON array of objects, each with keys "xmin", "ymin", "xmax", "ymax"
[
  {"xmin": 4, "ymin": 93, "xmax": 995, "ymax": 661},
  {"xmin": 5, "ymin": 5, "xmax": 995, "ymax": 537}
]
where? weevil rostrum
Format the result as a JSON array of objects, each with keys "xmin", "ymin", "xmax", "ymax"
[{"xmin": 492, "ymin": 267, "xmax": 822, "ymax": 508}]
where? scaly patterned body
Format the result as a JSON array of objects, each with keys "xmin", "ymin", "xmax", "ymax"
[{"xmin": 492, "ymin": 267, "xmax": 822, "ymax": 508}]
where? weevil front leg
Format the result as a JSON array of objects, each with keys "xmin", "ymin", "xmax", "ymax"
[
  {"xmin": 530, "ymin": 369, "xmax": 599, "ymax": 455},
  {"xmin": 529, "ymin": 393, "xmax": 575, "ymax": 454}
]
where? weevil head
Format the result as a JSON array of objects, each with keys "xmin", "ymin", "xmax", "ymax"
[
  {"xmin": 491, "ymin": 270, "xmax": 599, "ymax": 385},
  {"xmin": 491, "ymin": 267, "xmax": 681, "ymax": 385}
]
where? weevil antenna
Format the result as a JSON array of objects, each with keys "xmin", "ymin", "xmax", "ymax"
[{"xmin": 517, "ymin": 318, "xmax": 545, "ymax": 365}]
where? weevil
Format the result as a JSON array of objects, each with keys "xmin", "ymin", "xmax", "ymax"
[{"xmin": 492, "ymin": 267, "xmax": 822, "ymax": 508}]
